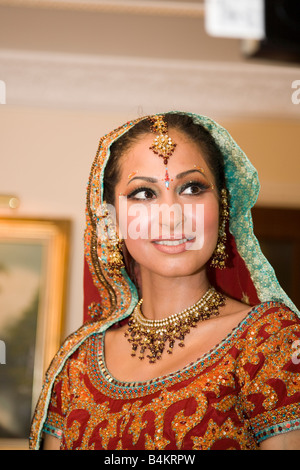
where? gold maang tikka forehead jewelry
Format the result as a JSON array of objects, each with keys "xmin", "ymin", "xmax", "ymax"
[{"xmin": 149, "ymin": 115, "xmax": 177, "ymax": 189}]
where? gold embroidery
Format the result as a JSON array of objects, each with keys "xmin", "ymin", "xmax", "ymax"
[{"xmin": 42, "ymin": 304, "xmax": 300, "ymax": 450}]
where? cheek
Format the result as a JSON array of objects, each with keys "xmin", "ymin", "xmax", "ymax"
[
  {"xmin": 122, "ymin": 214, "xmax": 152, "ymax": 266},
  {"xmin": 203, "ymin": 200, "xmax": 219, "ymax": 245},
  {"xmin": 119, "ymin": 203, "xmax": 152, "ymax": 241},
  {"xmin": 187, "ymin": 199, "xmax": 219, "ymax": 254},
  {"xmin": 183, "ymin": 199, "xmax": 219, "ymax": 245}
]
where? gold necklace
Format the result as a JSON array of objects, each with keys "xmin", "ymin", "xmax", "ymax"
[{"xmin": 124, "ymin": 287, "xmax": 226, "ymax": 363}]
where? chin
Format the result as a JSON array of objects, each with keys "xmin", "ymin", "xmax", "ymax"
[
  {"xmin": 125, "ymin": 238, "xmax": 216, "ymax": 279},
  {"xmin": 138, "ymin": 254, "xmax": 210, "ymax": 280}
]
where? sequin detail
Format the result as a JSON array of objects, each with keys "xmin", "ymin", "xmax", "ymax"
[{"xmin": 42, "ymin": 304, "xmax": 300, "ymax": 450}]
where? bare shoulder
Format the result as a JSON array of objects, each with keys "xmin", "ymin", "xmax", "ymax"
[
  {"xmin": 260, "ymin": 429, "xmax": 300, "ymax": 450},
  {"xmin": 104, "ymin": 321, "xmax": 131, "ymax": 361},
  {"xmin": 219, "ymin": 296, "xmax": 253, "ymax": 323},
  {"xmin": 105, "ymin": 321, "xmax": 128, "ymax": 343},
  {"xmin": 42, "ymin": 434, "xmax": 61, "ymax": 450}
]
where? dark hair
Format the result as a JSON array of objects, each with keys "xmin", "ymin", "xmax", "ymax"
[{"xmin": 103, "ymin": 112, "xmax": 226, "ymax": 205}]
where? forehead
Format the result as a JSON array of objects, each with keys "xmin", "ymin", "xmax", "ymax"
[{"xmin": 118, "ymin": 129, "xmax": 213, "ymax": 178}]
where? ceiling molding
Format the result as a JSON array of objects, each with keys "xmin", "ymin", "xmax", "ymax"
[
  {"xmin": 0, "ymin": 0, "xmax": 205, "ymax": 17},
  {"xmin": 1, "ymin": 49, "xmax": 299, "ymax": 119}
]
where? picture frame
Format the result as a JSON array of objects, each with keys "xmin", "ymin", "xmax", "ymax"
[{"xmin": 0, "ymin": 217, "xmax": 71, "ymax": 450}]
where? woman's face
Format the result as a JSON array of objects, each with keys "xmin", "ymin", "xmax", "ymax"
[{"xmin": 114, "ymin": 129, "xmax": 220, "ymax": 279}]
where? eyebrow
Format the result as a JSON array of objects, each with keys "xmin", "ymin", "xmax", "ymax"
[
  {"xmin": 127, "ymin": 169, "xmax": 206, "ymax": 185},
  {"xmin": 175, "ymin": 169, "xmax": 205, "ymax": 180},
  {"xmin": 127, "ymin": 176, "xmax": 158, "ymax": 185}
]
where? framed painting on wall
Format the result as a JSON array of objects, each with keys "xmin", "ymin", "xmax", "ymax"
[{"xmin": 0, "ymin": 217, "xmax": 71, "ymax": 450}]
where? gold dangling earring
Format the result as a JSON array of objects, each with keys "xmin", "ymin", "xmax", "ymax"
[
  {"xmin": 107, "ymin": 236, "xmax": 124, "ymax": 275},
  {"xmin": 210, "ymin": 188, "xmax": 229, "ymax": 270},
  {"xmin": 97, "ymin": 201, "xmax": 124, "ymax": 276}
]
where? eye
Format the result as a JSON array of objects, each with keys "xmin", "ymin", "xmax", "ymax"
[
  {"xmin": 127, "ymin": 187, "xmax": 156, "ymax": 201},
  {"xmin": 179, "ymin": 181, "xmax": 210, "ymax": 196}
]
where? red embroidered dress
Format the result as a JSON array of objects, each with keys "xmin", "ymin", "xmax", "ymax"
[{"xmin": 43, "ymin": 303, "xmax": 300, "ymax": 450}]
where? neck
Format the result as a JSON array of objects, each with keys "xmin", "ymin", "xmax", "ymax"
[{"xmin": 138, "ymin": 268, "xmax": 210, "ymax": 320}]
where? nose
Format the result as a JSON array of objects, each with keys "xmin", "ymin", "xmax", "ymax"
[
  {"xmin": 160, "ymin": 202, "xmax": 183, "ymax": 232},
  {"xmin": 149, "ymin": 198, "xmax": 185, "ymax": 239},
  {"xmin": 157, "ymin": 187, "xmax": 186, "ymax": 233}
]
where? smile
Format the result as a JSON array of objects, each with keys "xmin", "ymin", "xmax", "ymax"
[
  {"xmin": 151, "ymin": 237, "xmax": 196, "ymax": 254},
  {"xmin": 153, "ymin": 238, "xmax": 191, "ymax": 246}
]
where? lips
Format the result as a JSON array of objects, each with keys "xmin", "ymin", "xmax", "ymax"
[
  {"xmin": 153, "ymin": 237, "xmax": 192, "ymax": 246},
  {"xmin": 151, "ymin": 236, "xmax": 195, "ymax": 253}
]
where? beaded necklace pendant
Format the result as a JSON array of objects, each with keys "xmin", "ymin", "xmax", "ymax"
[{"xmin": 124, "ymin": 287, "xmax": 226, "ymax": 363}]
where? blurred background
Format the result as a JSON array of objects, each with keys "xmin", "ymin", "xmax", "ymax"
[{"xmin": 0, "ymin": 0, "xmax": 299, "ymax": 447}]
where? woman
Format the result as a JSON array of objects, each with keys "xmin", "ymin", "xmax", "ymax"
[{"xmin": 30, "ymin": 112, "xmax": 300, "ymax": 450}]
